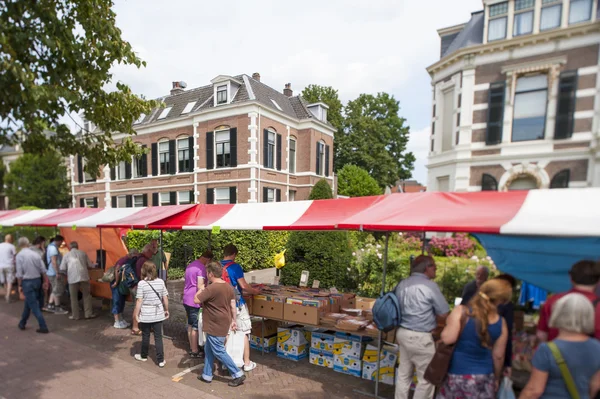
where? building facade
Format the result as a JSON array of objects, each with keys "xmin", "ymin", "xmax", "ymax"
[
  {"xmin": 426, "ymin": 0, "xmax": 599, "ymax": 192},
  {"xmin": 72, "ymin": 73, "xmax": 335, "ymax": 208}
]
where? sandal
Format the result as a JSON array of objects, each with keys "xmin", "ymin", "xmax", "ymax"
[{"xmin": 131, "ymin": 329, "xmax": 142, "ymax": 336}]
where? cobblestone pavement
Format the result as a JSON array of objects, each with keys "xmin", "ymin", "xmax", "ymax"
[{"xmin": 0, "ymin": 288, "xmax": 395, "ymax": 399}]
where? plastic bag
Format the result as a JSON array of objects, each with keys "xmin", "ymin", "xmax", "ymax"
[
  {"xmin": 197, "ymin": 309, "xmax": 205, "ymax": 347},
  {"xmin": 497, "ymin": 377, "xmax": 516, "ymax": 399},
  {"xmin": 274, "ymin": 249, "xmax": 286, "ymax": 269},
  {"xmin": 225, "ymin": 330, "xmax": 245, "ymax": 368}
]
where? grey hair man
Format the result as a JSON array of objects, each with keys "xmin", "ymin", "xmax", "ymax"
[
  {"xmin": 394, "ymin": 255, "xmax": 450, "ymax": 399},
  {"xmin": 16, "ymin": 237, "xmax": 50, "ymax": 333},
  {"xmin": 59, "ymin": 241, "xmax": 96, "ymax": 320},
  {"xmin": 0, "ymin": 234, "xmax": 16, "ymax": 303},
  {"xmin": 461, "ymin": 265, "xmax": 490, "ymax": 305}
]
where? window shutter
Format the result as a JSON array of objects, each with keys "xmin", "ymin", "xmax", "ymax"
[
  {"xmin": 263, "ymin": 187, "xmax": 268, "ymax": 203},
  {"xmin": 554, "ymin": 71, "xmax": 577, "ymax": 140},
  {"xmin": 142, "ymin": 194, "xmax": 148, "ymax": 207},
  {"xmin": 170, "ymin": 191, "xmax": 177, "ymax": 205},
  {"xmin": 550, "ymin": 169, "xmax": 570, "ymax": 189},
  {"xmin": 151, "ymin": 143, "xmax": 158, "ymax": 176},
  {"xmin": 110, "ymin": 167, "xmax": 116, "ymax": 181},
  {"xmin": 125, "ymin": 162, "xmax": 132, "ymax": 179},
  {"xmin": 126, "ymin": 195, "xmax": 133, "ymax": 208},
  {"xmin": 79, "ymin": 198, "xmax": 84, "ymax": 208},
  {"xmin": 93, "ymin": 197, "xmax": 98, "ymax": 208},
  {"xmin": 206, "ymin": 188, "xmax": 214, "ymax": 204},
  {"xmin": 486, "ymin": 82, "xmax": 505, "ymax": 145},
  {"xmin": 77, "ymin": 155, "xmax": 83, "ymax": 183},
  {"xmin": 152, "ymin": 193, "xmax": 159, "ymax": 206},
  {"xmin": 276, "ymin": 134, "xmax": 282, "ymax": 171},
  {"xmin": 263, "ymin": 129, "xmax": 269, "ymax": 167},
  {"xmin": 229, "ymin": 186, "xmax": 237, "ymax": 204},
  {"xmin": 141, "ymin": 145, "xmax": 148, "ymax": 177},
  {"xmin": 111, "ymin": 196, "xmax": 117, "ymax": 208},
  {"xmin": 325, "ymin": 145, "xmax": 330, "ymax": 177},
  {"xmin": 206, "ymin": 131, "xmax": 214, "ymax": 170},
  {"xmin": 481, "ymin": 174, "xmax": 498, "ymax": 191},
  {"xmin": 188, "ymin": 136, "xmax": 194, "ymax": 172},
  {"xmin": 276, "ymin": 189, "xmax": 281, "ymax": 202},
  {"xmin": 169, "ymin": 140, "xmax": 176, "ymax": 174},
  {"xmin": 189, "ymin": 190, "xmax": 195, "ymax": 204},
  {"xmin": 230, "ymin": 128, "xmax": 237, "ymax": 167},
  {"xmin": 315, "ymin": 142, "xmax": 321, "ymax": 175}
]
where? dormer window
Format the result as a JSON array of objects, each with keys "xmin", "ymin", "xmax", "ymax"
[
  {"xmin": 488, "ymin": 1, "xmax": 508, "ymax": 42},
  {"xmin": 513, "ymin": 0, "xmax": 534, "ymax": 36},
  {"xmin": 307, "ymin": 103, "xmax": 329, "ymax": 123},
  {"xmin": 217, "ymin": 85, "xmax": 227, "ymax": 105}
]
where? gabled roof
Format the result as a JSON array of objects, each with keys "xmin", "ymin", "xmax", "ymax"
[{"xmin": 440, "ymin": 11, "xmax": 484, "ymax": 59}]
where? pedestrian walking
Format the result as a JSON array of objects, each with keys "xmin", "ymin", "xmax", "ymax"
[
  {"xmin": 130, "ymin": 244, "xmax": 154, "ymax": 335},
  {"xmin": 111, "ymin": 249, "xmax": 138, "ymax": 329},
  {"xmin": 183, "ymin": 250, "xmax": 212, "ymax": 358},
  {"xmin": 0, "ymin": 234, "xmax": 16, "ymax": 303},
  {"xmin": 16, "ymin": 237, "xmax": 49, "ymax": 333},
  {"xmin": 46, "ymin": 235, "xmax": 68, "ymax": 314},
  {"xmin": 133, "ymin": 261, "xmax": 169, "ymax": 367},
  {"xmin": 394, "ymin": 255, "xmax": 450, "ymax": 399},
  {"xmin": 195, "ymin": 261, "xmax": 246, "ymax": 387},
  {"xmin": 59, "ymin": 242, "xmax": 97, "ymax": 320},
  {"xmin": 436, "ymin": 279, "xmax": 511, "ymax": 399}
]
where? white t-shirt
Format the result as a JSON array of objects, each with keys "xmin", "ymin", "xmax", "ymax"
[
  {"xmin": 136, "ymin": 279, "xmax": 168, "ymax": 323},
  {"xmin": 0, "ymin": 242, "xmax": 16, "ymax": 269}
]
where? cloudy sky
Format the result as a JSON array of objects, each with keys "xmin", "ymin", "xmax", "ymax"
[{"xmin": 102, "ymin": 0, "xmax": 482, "ymax": 184}]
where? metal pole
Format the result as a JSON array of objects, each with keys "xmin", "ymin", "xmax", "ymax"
[
  {"xmin": 421, "ymin": 231, "xmax": 426, "ymax": 254},
  {"xmin": 207, "ymin": 231, "xmax": 212, "ymax": 251},
  {"xmin": 159, "ymin": 230, "xmax": 164, "ymax": 280},
  {"xmin": 99, "ymin": 228, "xmax": 104, "ymax": 269}
]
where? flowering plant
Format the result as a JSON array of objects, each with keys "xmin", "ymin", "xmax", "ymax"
[{"xmin": 428, "ymin": 233, "xmax": 475, "ymax": 258}]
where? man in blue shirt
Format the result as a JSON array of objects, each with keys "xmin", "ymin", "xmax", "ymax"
[
  {"xmin": 45, "ymin": 235, "xmax": 67, "ymax": 314},
  {"xmin": 221, "ymin": 244, "xmax": 261, "ymax": 372}
]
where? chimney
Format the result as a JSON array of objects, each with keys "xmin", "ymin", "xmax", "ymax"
[
  {"xmin": 170, "ymin": 81, "xmax": 186, "ymax": 96},
  {"xmin": 283, "ymin": 83, "xmax": 293, "ymax": 97},
  {"xmin": 252, "ymin": 72, "xmax": 261, "ymax": 82}
]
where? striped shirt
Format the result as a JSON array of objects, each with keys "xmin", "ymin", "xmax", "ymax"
[{"xmin": 136, "ymin": 279, "xmax": 168, "ymax": 323}]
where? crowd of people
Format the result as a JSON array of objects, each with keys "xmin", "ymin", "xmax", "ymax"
[{"xmin": 393, "ymin": 255, "xmax": 600, "ymax": 399}]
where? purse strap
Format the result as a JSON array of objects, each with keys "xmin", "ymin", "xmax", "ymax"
[
  {"xmin": 146, "ymin": 280, "xmax": 164, "ymax": 303},
  {"xmin": 547, "ymin": 342, "xmax": 580, "ymax": 399}
]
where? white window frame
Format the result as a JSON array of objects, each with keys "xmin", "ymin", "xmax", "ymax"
[
  {"xmin": 84, "ymin": 198, "xmax": 95, "ymax": 208},
  {"xmin": 159, "ymin": 192, "xmax": 171, "ymax": 207},
  {"xmin": 117, "ymin": 195, "xmax": 127, "ymax": 209},
  {"xmin": 569, "ymin": 0, "xmax": 593, "ymax": 24},
  {"xmin": 512, "ymin": 74, "xmax": 548, "ymax": 142},
  {"xmin": 132, "ymin": 151, "xmax": 143, "ymax": 178},
  {"xmin": 266, "ymin": 130, "xmax": 276, "ymax": 169},
  {"xmin": 540, "ymin": 1, "xmax": 563, "ymax": 31},
  {"xmin": 289, "ymin": 190, "xmax": 296, "ymax": 202},
  {"xmin": 116, "ymin": 161, "xmax": 127, "ymax": 180},
  {"xmin": 178, "ymin": 191, "xmax": 191, "ymax": 205},
  {"xmin": 177, "ymin": 137, "xmax": 190, "ymax": 173},
  {"xmin": 215, "ymin": 187, "xmax": 230, "ymax": 204},
  {"xmin": 267, "ymin": 188, "xmax": 275, "ymax": 203},
  {"xmin": 317, "ymin": 141, "xmax": 326, "ymax": 176},
  {"xmin": 487, "ymin": 1, "xmax": 508, "ymax": 42},
  {"xmin": 133, "ymin": 195, "xmax": 144, "ymax": 208},
  {"xmin": 158, "ymin": 140, "xmax": 170, "ymax": 175},
  {"xmin": 513, "ymin": 0, "xmax": 534, "ymax": 37},
  {"xmin": 215, "ymin": 129, "xmax": 231, "ymax": 168},
  {"xmin": 289, "ymin": 137, "xmax": 297, "ymax": 174},
  {"xmin": 216, "ymin": 85, "xmax": 228, "ymax": 105}
]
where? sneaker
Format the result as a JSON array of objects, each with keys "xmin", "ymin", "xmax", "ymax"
[
  {"xmin": 85, "ymin": 314, "xmax": 98, "ymax": 320},
  {"xmin": 228, "ymin": 375, "xmax": 246, "ymax": 387},
  {"xmin": 158, "ymin": 361, "xmax": 166, "ymax": 368},
  {"xmin": 44, "ymin": 305, "xmax": 55, "ymax": 313},
  {"xmin": 122, "ymin": 320, "xmax": 131, "ymax": 328},
  {"xmin": 53, "ymin": 307, "xmax": 68, "ymax": 315},
  {"xmin": 18, "ymin": 324, "xmax": 26, "ymax": 331},
  {"xmin": 197, "ymin": 375, "xmax": 211, "ymax": 384},
  {"xmin": 36, "ymin": 328, "xmax": 49, "ymax": 334},
  {"xmin": 68, "ymin": 315, "xmax": 80, "ymax": 320},
  {"xmin": 243, "ymin": 361, "xmax": 257, "ymax": 372},
  {"xmin": 113, "ymin": 320, "xmax": 128, "ymax": 329},
  {"xmin": 134, "ymin": 354, "xmax": 147, "ymax": 362}
]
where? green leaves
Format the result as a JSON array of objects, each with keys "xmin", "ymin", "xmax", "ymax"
[
  {"xmin": 301, "ymin": 85, "xmax": 344, "ymax": 131},
  {"xmin": 1, "ymin": 0, "xmax": 157, "ymax": 172},
  {"xmin": 308, "ymin": 179, "xmax": 334, "ymax": 200},
  {"xmin": 337, "ymin": 164, "xmax": 382, "ymax": 197}
]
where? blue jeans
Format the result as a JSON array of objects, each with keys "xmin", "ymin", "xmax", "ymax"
[
  {"xmin": 202, "ymin": 334, "xmax": 243, "ymax": 381},
  {"xmin": 111, "ymin": 284, "xmax": 126, "ymax": 315},
  {"xmin": 19, "ymin": 278, "xmax": 48, "ymax": 330}
]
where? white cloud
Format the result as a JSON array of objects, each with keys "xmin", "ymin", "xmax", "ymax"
[{"xmin": 407, "ymin": 125, "xmax": 431, "ymax": 185}]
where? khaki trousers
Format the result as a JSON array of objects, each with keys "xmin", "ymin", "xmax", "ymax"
[
  {"xmin": 395, "ymin": 328, "xmax": 435, "ymax": 399},
  {"xmin": 69, "ymin": 281, "xmax": 93, "ymax": 319}
]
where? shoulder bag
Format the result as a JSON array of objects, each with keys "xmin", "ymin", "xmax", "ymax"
[
  {"xmin": 424, "ymin": 307, "xmax": 468, "ymax": 386},
  {"xmin": 547, "ymin": 342, "xmax": 580, "ymax": 399}
]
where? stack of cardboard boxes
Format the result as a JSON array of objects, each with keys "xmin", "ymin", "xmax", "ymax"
[
  {"xmin": 249, "ymin": 320, "xmax": 279, "ymax": 353},
  {"xmin": 277, "ymin": 326, "xmax": 309, "ymax": 361},
  {"xmin": 361, "ymin": 343, "xmax": 398, "ymax": 385},
  {"xmin": 332, "ymin": 332, "xmax": 371, "ymax": 377},
  {"xmin": 309, "ymin": 331, "xmax": 336, "ymax": 368}
]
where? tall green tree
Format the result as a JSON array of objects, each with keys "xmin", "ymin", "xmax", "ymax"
[
  {"xmin": 337, "ymin": 165, "xmax": 382, "ymax": 197},
  {"xmin": 301, "ymin": 85, "xmax": 344, "ymax": 131},
  {"xmin": 1, "ymin": 0, "xmax": 157, "ymax": 174},
  {"xmin": 4, "ymin": 152, "xmax": 71, "ymax": 209},
  {"xmin": 337, "ymin": 93, "xmax": 415, "ymax": 187}
]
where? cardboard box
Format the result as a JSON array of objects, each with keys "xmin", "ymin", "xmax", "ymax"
[
  {"xmin": 251, "ymin": 319, "xmax": 279, "ymax": 338},
  {"xmin": 362, "ymin": 343, "xmax": 398, "ymax": 366},
  {"xmin": 309, "ymin": 348, "xmax": 334, "ymax": 368},
  {"xmin": 333, "ymin": 332, "xmax": 371, "ymax": 359},
  {"xmin": 356, "ymin": 297, "xmax": 376, "ymax": 311},
  {"xmin": 333, "ymin": 354, "xmax": 362, "ymax": 377},
  {"xmin": 311, "ymin": 331, "xmax": 336, "ymax": 353},
  {"xmin": 250, "ymin": 335, "xmax": 277, "ymax": 353},
  {"xmin": 277, "ymin": 342, "xmax": 308, "ymax": 361},
  {"xmin": 278, "ymin": 327, "xmax": 308, "ymax": 346},
  {"xmin": 284, "ymin": 303, "xmax": 320, "ymax": 325},
  {"xmin": 253, "ymin": 298, "xmax": 284, "ymax": 319},
  {"xmin": 243, "ymin": 295, "xmax": 253, "ymax": 315},
  {"xmin": 341, "ymin": 298, "xmax": 356, "ymax": 309},
  {"xmin": 362, "ymin": 362, "xmax": 395, "ymax": 385}
]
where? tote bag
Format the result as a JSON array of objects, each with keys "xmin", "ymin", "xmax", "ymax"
[{"xmin": 225, "ymin": 330, "xmax": 245, "ymax": 368}]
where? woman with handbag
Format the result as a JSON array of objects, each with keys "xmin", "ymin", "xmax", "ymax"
[
  {"xmin": 520, "ymin": 293, "xmax": 600, "ymax": 399},
  {"xmin": 436, "ymin": 279, "xmax": 511, "ymax": 398},
  {"xmin": 133, "ymin": 261, "xmax": 169, "ymax": 368}
]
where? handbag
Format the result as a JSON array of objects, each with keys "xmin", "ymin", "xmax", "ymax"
[
  {"xmin": 547, "ymin": 342, "xmax": 580, "ymax": 399},
  {"xmin": 198, "ymin": 308, "xmax": 205, "ymax": 346},
  {"xmin": 424, "ymin": 307, "xmax": 468, "ymax": 386},
  {"xmin": 225, "ymin": 330, "xmax": 245, "ymax": 368},
  {"xmin": 497, "ymin": 377, "xmax": 516, "ymax": 399},
  {"xmin": 100, "ymin": 266, "xmax": 115, "ymax": 283}
]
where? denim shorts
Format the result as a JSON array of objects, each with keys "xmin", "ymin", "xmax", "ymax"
[
  {"xmin": 111, "ymin": 285, "xmax": 126, "ymax": 315},
  {"xmin": 184, "ymin": 304, "xmax": 199, "ymax": 330}
]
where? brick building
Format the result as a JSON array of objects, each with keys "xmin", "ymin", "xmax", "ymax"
[
  {"xmin": 72, "ymin": 73, "xmax": 335, "ymax": 208},
  {"xmin": 426, "ymin": 0, "xmax": 599, "ymax": 192}
]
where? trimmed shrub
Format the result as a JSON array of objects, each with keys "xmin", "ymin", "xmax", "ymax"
[{"xmin": 309, "ymin": 179, "xmax": 334, "ymax": 200}]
